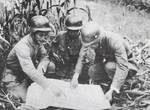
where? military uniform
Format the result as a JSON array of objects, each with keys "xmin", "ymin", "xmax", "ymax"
[
  {"xmin": 2, "ymin": 16, "xmax": 56, "ymax": 102},
  {"xmin": 74, "ymin": 22, "xmax": 136, "ymax": 92},
  {"xmin": 55, "ymin": 31, "xmax": 81, "ymax": 78},
  {"xmin": 5, "ymin": 34, "xmax": 53, "ymax": 82},
  {"xmin": 54, "ymin": 14, "xmax": 83, "ymax": 79}
]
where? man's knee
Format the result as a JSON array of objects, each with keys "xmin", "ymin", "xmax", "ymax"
[
  {"xmin": 88, "ymin": 63, "xmax": 107, "ymax": 81},
  {"xmin": 104, "ymin": 62, "xmax": 116, "ymax": 79},
  {"xmin": 104, "ymin": 62, "xmax": 116, "ymax": 72}
]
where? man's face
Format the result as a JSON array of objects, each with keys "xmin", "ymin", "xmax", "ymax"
[
  {"xmin": 68, "ymin": 30, "xmax": 80, "ymax": 38},
  {"xmin": 34, "ymin": 31, "xmax": 49, "ymax": 45}
]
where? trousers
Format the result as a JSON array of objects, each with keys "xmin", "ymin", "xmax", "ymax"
[{"xmin": 88, "ymin": 61, "xmax": 137, "ymax": 81}]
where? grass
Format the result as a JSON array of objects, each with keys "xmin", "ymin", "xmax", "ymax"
[{"xmin": 77, "ymin": 0, "xmax": 150, "ymax": 43}]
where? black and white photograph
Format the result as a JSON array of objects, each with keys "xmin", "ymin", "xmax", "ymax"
[{"xmin": 0, "ymin": 0, "xmax": 150, "ymax": 110}]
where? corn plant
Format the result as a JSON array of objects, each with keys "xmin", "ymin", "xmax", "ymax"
[{"xmin": 2, "ymin": 0, "xmax": 92, "ymax": 46}]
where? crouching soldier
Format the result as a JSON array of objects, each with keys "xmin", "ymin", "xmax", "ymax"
[
  {"xmin": 55, "ymin": 14, "xmax": 83, "ymax": 79},
  {"xmin": 71, "ymin": 21, "xmax": 136, "ymax": 101},
  {"xmin": 1, "ymin": 15, "xmax": 64, "ymax": 103}
]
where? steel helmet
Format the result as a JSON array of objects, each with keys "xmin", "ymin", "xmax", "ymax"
[
  {"xmin": 80, "ymin": 21, "xmax": 100, "ymax": 45},
  {"xmin": 30, "ymin": 15, "xmax": 55, "ymax": 33},
  {"xmin": 65, "ymin": 14, "xmax": 83, "ymax": 30}
]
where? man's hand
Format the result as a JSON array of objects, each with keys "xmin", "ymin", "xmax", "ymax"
[
  {"xmin": 70, "ymin": 73, "xmax": 79, "ymax": 88},
  {"xmin": 105, "ymin": 89, "xmax": 114, "ymax": 102}
]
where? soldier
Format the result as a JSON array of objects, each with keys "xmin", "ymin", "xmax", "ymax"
[
  {"xmin": 71, "ymin": 21, "xmax": 135, "ymax": 101},
  {"xmin": 55, "ymin": 14, "xmax": 84, "ymax": 79},
  {"xmin": 2, "ymin": 15, "xmax": 64, "ymax": 102}
]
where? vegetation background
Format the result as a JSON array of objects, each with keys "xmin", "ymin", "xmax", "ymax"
[
  {"xmin": 79, "ymin": 0, "xmax": 150, "ymax": 43},
  {"xmin": 1, "ymin": 0, "xmax": 150, "ymax": 110}
]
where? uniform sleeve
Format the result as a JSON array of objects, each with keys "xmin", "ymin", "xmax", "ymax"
[
  {"xmin": 15, "ymin": 45, "xmax": 47, "ymax": 88},
  {"xmin": 74, "ymin": 46, "xmax": 86, "ymax": 74},
  {"xmin": 110, "ymin": 38, "xmax": 129, "ymax": 92}
]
